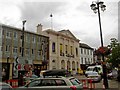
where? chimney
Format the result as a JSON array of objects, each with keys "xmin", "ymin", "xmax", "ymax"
[{"xmin": 37, "ymin": 24, "xmax": 43, "ymax": 34}]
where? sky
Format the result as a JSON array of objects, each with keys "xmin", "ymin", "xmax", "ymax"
[{"xmin": 0, "ymin": 0, "xmax": 119, "ymax": 48}]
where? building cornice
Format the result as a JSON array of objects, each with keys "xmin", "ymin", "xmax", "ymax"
[
  {"xmin": 79, "ymin": 43, "xmax": 94, "ymax": 50},
  {"xmin": 1, "ymin": 23, "xmax": 49, "ymax": 38},
  {"xmin": 44, "ymin": 29, "xmax": 80, "ymax": 42}
]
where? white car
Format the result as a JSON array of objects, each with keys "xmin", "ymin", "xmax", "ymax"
[
  {"xmin": 19, "ymin": 76, "xmax": 83, "ymax": 90},
  {"xmin": 87, "ymin": 72, "xmax": 102, "ymax": 82},
  {"xmin": 85, "ymin": 65, "xmax": 103, "ymax": 77}
]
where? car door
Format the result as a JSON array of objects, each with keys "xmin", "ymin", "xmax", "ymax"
[
  {"xmin": 26, "ymin": 79, "xmax": 54, "ymax": 90},
  {"xmin": 54, "ymin": 79, "xmax": 71, "ymax": 90}
]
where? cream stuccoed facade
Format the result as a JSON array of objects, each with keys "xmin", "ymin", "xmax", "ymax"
[{"xmin": 36, "ymin": 24, "xmax": 80, "ymax": 73}]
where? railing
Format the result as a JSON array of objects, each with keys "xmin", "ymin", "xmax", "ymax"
[
  {"xmin": 79, "ymin": 78, "xmax": 96, "ymax": 89},
  {"xmin": 6, "ymin": 79, "xmax": 18, "ymax": 88},
  {"xmin": 5, "ymin": 78, "xmax": 95, "ymax": 89}
]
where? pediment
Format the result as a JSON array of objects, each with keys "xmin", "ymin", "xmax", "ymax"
[{"xmin": 59, "ymin": 30, "xmax": 77, "ymax": 39}]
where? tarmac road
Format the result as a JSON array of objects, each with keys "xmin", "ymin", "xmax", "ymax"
[{"xmin": 74, "ymin": 74, "xmax": 120, "ymax": 89}]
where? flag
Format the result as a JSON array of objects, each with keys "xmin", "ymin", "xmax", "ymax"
[
  {"xmin": 22, "ymin": 20, "xmax": 26, "ymax": 25},
  {"xmin": 50, "ymin": 14, "xmax": 53, "ymax": 17}
]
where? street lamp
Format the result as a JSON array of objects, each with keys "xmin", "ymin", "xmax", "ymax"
[
  {"xmin": 90, "ymin": 1, "xmax": 109, "ymax": 89},
  {"xmin": 7, "ymin": 56, "xmax": 9, "ymax": 80},
  {"xmin": 21, "ymin": 20, "xmax": 26, "ymax": 57}
]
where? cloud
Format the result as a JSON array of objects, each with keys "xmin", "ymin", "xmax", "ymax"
[
  {"xmin": 17, "ymin": 1, "xmax": 119, "ymax": 48},
  {"xmin": 18, "ymin": 2, "xmax": 66, "ymax": 32},
  {"xmin": 0, "ymin": 0, "xmax": 118, "ymax": 48},
  {"xmin": 0, "ymin": 1, "xmax": 22, "ymax": 26}
]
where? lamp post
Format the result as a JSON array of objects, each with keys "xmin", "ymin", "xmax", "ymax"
[
  {"xmin": 7, "ymin": 56, "xmax": 9, "ymax": 80},
  {"xmin": 90, "ymin": 1, "xmax": 109, "ymax": 89},
  {"xmin": 21, "ymin": 20, "xmax": 26, "ymax": 57}
]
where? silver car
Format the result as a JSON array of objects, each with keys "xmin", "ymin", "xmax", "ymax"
[
  {"xmin": 87, "ymin": 72, "xmax": 102, "ymax": 82},
  {"xmin": 19, "ymin": 76, "xmax": 83, "ymax": 90},
  {"xmin": 0, "ymin": 82, "xmax": 12, "ymax": 90}
]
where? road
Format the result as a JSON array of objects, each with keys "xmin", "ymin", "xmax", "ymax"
[{"xmin": 74, "ymin": 74, "xmax": 120, "ymax": 89}]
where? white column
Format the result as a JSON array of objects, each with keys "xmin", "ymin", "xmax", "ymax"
[
  {"xmin": 70, "ymin": 61, "xmax": 72, "ymax": 70},
  {"xmin": 75, "ymin": 61, "xmax": 77, "ymax": 73},
  {"xmin": 65, "ymin": 60, "xmax": 67, "ymax": 70},
  {"xmin": 10, "ymin": 63, "xmax": 13, "ymax": 79},
  {"xmin": 58, "ymin": 59, "xmax": 61, "ymax": 69}
]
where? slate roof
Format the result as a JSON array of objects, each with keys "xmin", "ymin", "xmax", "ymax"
[{"xmin": 79, "ymin": 43, "xmax": 94, "ymax": 50}]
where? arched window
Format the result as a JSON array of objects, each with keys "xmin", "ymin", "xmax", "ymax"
[
  {"xmin": 52, "ymin": 60, "xmax": 56, "ymax": 69},
  {"xmin": 61, "ymin": 60, "xmax": 65, "ymax": 69}
]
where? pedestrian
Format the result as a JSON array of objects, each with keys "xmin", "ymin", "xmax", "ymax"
[
  {"xmin": 18, "ymin": 73, "xmax": 24, "ymax": 86},
  {"xmin": 2, "ymin": 68, "xmax": 6, "ymax": 82}
]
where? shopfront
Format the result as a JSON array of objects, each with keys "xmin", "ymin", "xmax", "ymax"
[
  {"xmin": 2, "ymin": 63, "xmax": 10, "ymax": 81},
  {"xmin": 33, "ymin": 64, "xmax": 47, "ymax": 76}
]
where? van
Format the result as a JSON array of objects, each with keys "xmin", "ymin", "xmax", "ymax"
[{"xmin": 85, "ymin": 65, "xmax": 103, "ymax": 77}]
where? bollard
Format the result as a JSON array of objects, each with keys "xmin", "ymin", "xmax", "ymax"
[
  {"xmin": 79, "ymin": 78, "xmax": 96, "ymax": 89},
  {"xmin": 6, "ymin": 79, "xmax": 18, "ymax": 88}
]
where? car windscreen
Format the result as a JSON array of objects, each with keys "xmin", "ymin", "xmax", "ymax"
[
  {"xmin": 88, "ymin": 73, "xmax": 98, "ymax": 76},
  {"xmin": 69, "ymin": 78, "xmax": 81, "ymax": 85},
  {"xmin": 86, "ymin": 67, "xmax": 94, "ymax": 71}
]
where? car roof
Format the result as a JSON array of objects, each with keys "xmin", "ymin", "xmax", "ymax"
[
  {"xmin": 87, "ymin": 66, "xmax": 95, "ymax": 68},
  {"xmin": 30, "ymin": 76, "xmax": 75, "ymax": 80},
  {"xmin": 0, "ymin": 82, "xmax": 8, "ymax": 85}
]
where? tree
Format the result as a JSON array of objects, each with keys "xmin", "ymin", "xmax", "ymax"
[
  {"xmin": 107, "ymin": 38, "xmax": 120, "ymax": 68},
  {"xmin": 108, "ymin": 38, "xmax": 119, "ymax": 50}
]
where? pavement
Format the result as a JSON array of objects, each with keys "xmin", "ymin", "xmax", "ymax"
[{"xmin": 73, "ymin": 74, "xmax": 120, "ymax": 89}]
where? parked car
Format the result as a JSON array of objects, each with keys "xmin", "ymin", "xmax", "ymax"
[
  {"xmin": 107, "ymin": 69, "xmax": 118, "ymax": 79},
  {"xmin": 23, "ymin": 74, "xmax": 39, "ymax": 85},
  {"xmin": 85, "ymin": 65, "xmax": 103, "ymax": 77},
  {"xmin": 19, "ymin": 76, "xmax": 83, "ymax": 90},
  {"xmin": 0, "ymin": 82, "xmax": 12, "ymax": 90},
  {"xmin": 117, "ymin": 70, "xmax": 120, "ymax": 82},
  {"xmin": 117, "ymin": 74, "xmax": 120, "ymax": 82},
  {"xmin": 40, "ymin": 69, "xmax": 70, "ymax": 77},
  {"xmin": 87, "ymin": 72, "xmax": 102, "ymax": 82}
]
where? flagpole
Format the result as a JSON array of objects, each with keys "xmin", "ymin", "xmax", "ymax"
[{"xmin": 50, "ymin": 13, "xmax": 53, "ymax": 30}]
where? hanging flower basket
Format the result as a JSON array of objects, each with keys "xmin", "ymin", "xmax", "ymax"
[{"xmin": 96, "ymin": 47, "xmax": 111, "ymax": 55}]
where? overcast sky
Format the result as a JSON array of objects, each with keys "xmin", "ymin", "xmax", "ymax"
[{"xmin": 0, "ymin": 0, "xmax": 119, "ymax": 48}]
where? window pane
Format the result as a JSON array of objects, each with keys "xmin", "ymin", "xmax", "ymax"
[
  {"xmin": 60, "ymin": 44, "xmax": 63, "ymax": 54},
  {"xmin": 52, "ymin": 42, "xmax": 55, "ymax": 52},
  {"xmin": 76, "ymin": 48, "xmax": 78, "ymax": 56},
  {"xmin": 28, "ymin": 80, "xmax": 41, "ymax": 87},
  {"xmin": 70, "ymin": 78, "xmax": 81, "ymax": 85},
  {"xmin": 55, "ymin": 80, "xmax": 67, "ymax": 86}
]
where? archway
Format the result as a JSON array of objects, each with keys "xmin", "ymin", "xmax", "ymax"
[
  {"xmin": 52, "ymin": 60, "xmax": 56, "ymax": 69},
  {"xmin": 77, "ymin": 62, "xmax": 79, "ymax": 69},
  {"xmin": 72, "ymin": 61, "xmax": 75, "ymax": 70},
  {"xmin": 61, "ymin": 60, "xmax": 65, "ymax": 69},
  {"xmin": 67, "ymin": 61, "xmax": 70, "ymax": 70}
]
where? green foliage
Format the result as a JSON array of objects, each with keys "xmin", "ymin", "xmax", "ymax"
[{"xmin": 108, "ymin": 38, "xmax": 120, "ymax": 68}]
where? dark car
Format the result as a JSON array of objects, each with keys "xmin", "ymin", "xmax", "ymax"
[
  {"xmin": 107, "ymin": 69, "xmax": 118, "ymax": 79},
  {"xmin": 117, "ymin": 70, "xmax": 120, "ymax": 82},
  {"xmin": 41, "ymin": 69, "xmax": 70, "ymax": 77}
]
